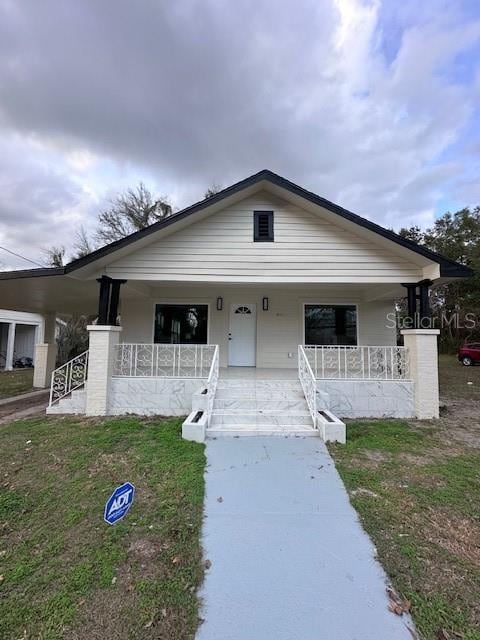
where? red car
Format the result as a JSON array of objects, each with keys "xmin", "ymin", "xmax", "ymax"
[{"xmin": 458, "ymin": 343, "xmax": 480, "ymax": 366}]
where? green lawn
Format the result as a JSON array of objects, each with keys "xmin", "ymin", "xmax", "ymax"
[
  {"xmin": 0, "ymin": 415, "xmax": 206, "ymax": 640},
  {"xmin": 328, "ymin": 356, "xmax": 480, "ymax": 640},
  {"xmin": 0, "ymin": 368, "xmax": 34, "ymax": 398},
  {"xmin": 438, "ymin": 353, "xmax": 480, "ymax": 401}
]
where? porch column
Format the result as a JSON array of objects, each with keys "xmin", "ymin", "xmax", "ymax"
[
  {"xmin": 402, "ymin": 280, "xmax": 433, "ymax": 329},
  {"xmin": 5, "ymin": 322, "xmax": 16, "ymax": 370},
  {"xmin": 33, "ymin": 314, "xmax": 57, "ymax": 388},
  {"xmin": 401, "ymin": 329, "xmax": 440, "ymax": 419},
  {"xmin": 96, "ymin": 275, "xmax": 126, "ymax": 326},
  {"xmin": 85, "ymin": 325, "xmax": 122, "ymax": 416},
  {"xmin": 85, "ymin": 277, "xmax": 127, "ymax": 415}
]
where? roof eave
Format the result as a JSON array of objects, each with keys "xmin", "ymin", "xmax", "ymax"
[
  {"xmin": 439, "ymin": 263, "xmax": 474, "ymax": 278},
  {"xmin": 0, "ymin": 266, "xmax": 65, "ymax": 280}
]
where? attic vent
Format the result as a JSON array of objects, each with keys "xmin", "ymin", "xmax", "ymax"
[{"xmin": 254, "ymin": 211, "xmax": 274, "ymax": 242}]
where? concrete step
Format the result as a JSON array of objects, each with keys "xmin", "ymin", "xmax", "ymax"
[
  {"xmin": 210, "ymin": 412, "xmax": 314, "ymax": 427},
  {"xmin": 46, "ymin": 388, "xmax": 86, "ymax": 415},
  {"xmin": 215, "ymin": 388, "xmax": 305, "ymax": 400},
  {"xmin": 207, "ymin": 426, "xmax": 318, "ymax": 438},
  {"xmin": 216, "ymin": 380, "xmax": 302, "ymax": 390},
  {"xmin": 213, "ymin": 398, "xmax": 308, "ymax": 411}
]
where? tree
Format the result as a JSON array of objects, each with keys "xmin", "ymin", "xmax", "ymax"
[
  {"xmin": 56, "ymin": 315, "xmax": 91, "ymax": 364},
  {"xmin": 96, "ymin": 182, "xmax": 172, "ymax": 244},
  {"xmin": 398, "ymin": 225, "xmax": 424, "ymax": 244},
  {"xmin": 399, "ymin": 207, "xmax": 480, "ymax": 351},
  {"xmin": 73, "ymin": 226, "xmax": 95, "ymax": 259},
  {"xmin": 204, "ymin": 184, "xmax": 222, "ymax": 199},
  {"xmin": 43, "ymin": 246, "xmax": 65, "ymax": 267}
]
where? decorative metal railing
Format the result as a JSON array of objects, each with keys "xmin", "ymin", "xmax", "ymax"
[
  {"xmin": 303, "ymin": 345, "xmax": 410, "ymax": 380},
  {"xmin": 113, "ymin": 343, "xmax": 217, "ymax": 378},
  {"xmin": 298, "ymin": 345, "xmax": 317, "ymax": 428},
  {"xmin": 206, "ymin": 345, "xmax": 219, "ymax": 427},
  {"xmin": 49, "ymin": 350, "xmax": 89, "ymax": 407}
]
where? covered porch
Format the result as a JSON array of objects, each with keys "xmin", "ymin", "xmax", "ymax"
[{"xmin": 0, "ymin": 271, "xmax": 440, "ymax": 441}]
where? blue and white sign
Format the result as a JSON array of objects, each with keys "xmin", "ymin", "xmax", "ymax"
[{"xmin": 104, "ymin": 482, "xmax": 135, "ymax": 525}]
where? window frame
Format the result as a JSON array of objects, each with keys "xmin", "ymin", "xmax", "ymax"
[
  {"xmin": 151, "ymin": 301, "xmax": 211, "ymax": 344},
  {"xmin": 253, "ymin": 210, "xmax": 274, "ymax": 242},
  {"xmin": 302, "ymin": 302, "xmax": 359, "ymax": 346}
]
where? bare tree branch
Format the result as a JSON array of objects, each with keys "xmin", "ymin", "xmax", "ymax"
[
  {"xmin": 96, "ymin": 182, "xmax": 172, "ymax": 244},
  {"xmin": 43, "ymin": 245, "xmax": 65, "ymax": 267},
  {"xmin": 204, "ymin": 184, "xmax": 222, "ymax": 199},
  {"xmin": 74, "ymin": 226, "xmax": 95, "ymax": 259}
]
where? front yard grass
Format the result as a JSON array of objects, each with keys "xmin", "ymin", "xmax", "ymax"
[
  {"xmin": 329, "ymin": 355, "xmax": 480, "ymax": 640},
  {"xmin": 0, "ymin": 368, "xmax": 34, "ymax": 398},
  {"xmin": 0, "ymin": 415, "xmax": 206, "ymax": 640}
]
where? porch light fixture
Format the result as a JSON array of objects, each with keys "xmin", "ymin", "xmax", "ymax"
[
  {"xmin": 262, "ymin": 297, "xmax": 269, "ymax": 311},
  {"xmin": 216, "ymin": 296, "xmax": 223, "ymax": 311}
]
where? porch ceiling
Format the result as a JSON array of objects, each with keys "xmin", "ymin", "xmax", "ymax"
[
  {"xmin": 0, "ymin": 274, "xmax": 146, "ymax": 315},
  {"xmin": 0, "ymin": 273, "xmax": 405, "ymax": 317}
]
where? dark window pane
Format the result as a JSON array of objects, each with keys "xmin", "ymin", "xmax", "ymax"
[
  {"xmin": 304, "ymin": 304, "xmax": 357, "ymax": 345},
  {"xmin": 154, "ymin": 304, "xmax": 208, "ymax": 344}
]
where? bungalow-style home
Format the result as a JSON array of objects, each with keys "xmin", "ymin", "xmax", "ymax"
[{"xmin": 0, "ymin": 170, "xmax": 471, "ymax": 442}]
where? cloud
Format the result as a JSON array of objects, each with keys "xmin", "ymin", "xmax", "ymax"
[
  {"xmin": 0, "ymin": 134, "xmax": 94, "ymax": 265},
  {"xmin": 0, "ymin": 0, "xmax": 478, "ymax": 266}
]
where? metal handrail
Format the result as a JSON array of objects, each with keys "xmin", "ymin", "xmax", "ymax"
[
  {"xmin": 298, "ymin": 345, "xmax": 317, "ymax": 428},
  {"xmin": 49, "ymin": 350, "xmax": 89, "ymax": 407},
  {"xmin": 206, "ymin": 345, "xmax": 219, "ymax": 427}
]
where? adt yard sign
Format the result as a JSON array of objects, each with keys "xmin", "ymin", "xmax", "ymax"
[{"xmin": 104, "ymin": 482, "xmax": 135, "ymax": 525}]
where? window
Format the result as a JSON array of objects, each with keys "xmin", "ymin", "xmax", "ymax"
[
  {"xmin": 254, "ymin": 211, "xmax": 274, "ymax": 242},
  {"xmin": 154, "ymin": 304, "xmax": 208, "ymax": 344},
  {"xmin": 304, "ymin": 304, "xmax": 357, "ymax": 345}
]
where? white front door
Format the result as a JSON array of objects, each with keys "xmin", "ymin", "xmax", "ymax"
[{"xmin": 228, "ymin": 303, "xmax": 257, "ymax": 366}]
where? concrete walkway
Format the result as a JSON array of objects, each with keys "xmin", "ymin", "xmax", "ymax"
[
  {"xmin": 197, "ymin": 437, "xmax": 414, "ymax": 640},
  {"xmin": 0, "ymin": 390, "xmax": 49, "ymax": 424}
]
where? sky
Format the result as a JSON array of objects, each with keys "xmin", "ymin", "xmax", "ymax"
[{"xmin": 0, "ymin": 0, "xmax": 479, "ymax": 270}]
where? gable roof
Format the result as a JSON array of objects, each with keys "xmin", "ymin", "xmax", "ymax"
[{"xmin": 0, "ymin": 169, "xmax": 472, "ymax": 280}]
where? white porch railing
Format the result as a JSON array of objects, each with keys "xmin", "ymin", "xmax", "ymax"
[
  {"xmin": 113, "ymin": 343, "xmax": 217, "ymax": 378},
  {"xmin": 49, "ymin": 350, "xmax": 89, "ymax": 407},
  {"xmin": 298, "ymin": 345, "xmax": 317, "ymax": 428},
  {"xmin": 304, "ymin": 345, "xmax": 410, "ymax": 380},
  {"xmin": 206, "ymin": 345, "xmax": 219, "ymax": 427}
]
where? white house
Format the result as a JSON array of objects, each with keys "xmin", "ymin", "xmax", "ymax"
[{"xmin": 0, "ymin": 170, "xmax": 471, "ymax": 442}]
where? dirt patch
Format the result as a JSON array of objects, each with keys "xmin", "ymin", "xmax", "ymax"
[
  {"xmin": 128, "ymin": 538, "xmax": 160, "ymax": 559},
  {"xmin": 350, "ymin": 487, "xmax": 379, "ymax": 498},
  {"xmin": 70, "ymin": 585, "xmax": 140, "ymax": 640},
  {"xmin": 87, "ymin": 452, "xmax": 131, "ymax": 476},
  {"xmin": 362, "ymin": 449, "xmax": 389, "ymax": 462},
  {"xmin": 422, "ymin": 510, "xmax": 480, "ymax": 569},
  {"xmin": 0, "ymin": 391, "xmax": 49, "ymax": 423}
]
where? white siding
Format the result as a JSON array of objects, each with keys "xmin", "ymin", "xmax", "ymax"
[
  {"xmin": 120, "ymin": 286, "xmax": 396, "ymax": 369},
  {"xmin": 106, "ymin": 192, "xmax": 422, "ymax": 283}
]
